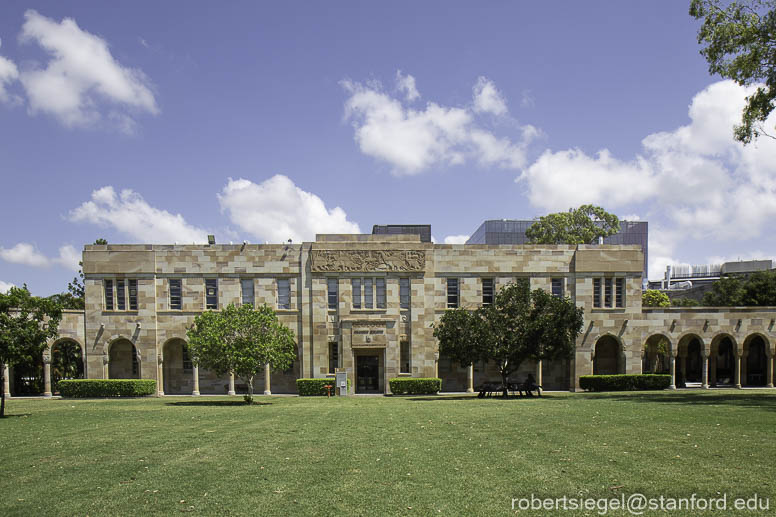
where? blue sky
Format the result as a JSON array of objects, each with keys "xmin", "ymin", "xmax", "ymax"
[{"xmin": 1, "ymin": 1, "xmax": 775, "ymax": 296}]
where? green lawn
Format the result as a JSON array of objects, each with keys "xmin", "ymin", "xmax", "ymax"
[{"xmin": 1, "ymin": 391, "xmax": 775, "ymax": 516}]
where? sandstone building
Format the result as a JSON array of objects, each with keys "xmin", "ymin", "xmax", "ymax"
[{"xmin": 3, "ymin": 231, "xmax": 775, "ymax": 396}]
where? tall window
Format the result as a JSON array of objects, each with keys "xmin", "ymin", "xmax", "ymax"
[
  {"xmin": 363, "ymin": 278, "xmax": 373, "ymax": 308},
  {"xmin": 104, "ymin": 280, "xmax": 114, "ymax": 310},
  {"xmin": 604, "ymin": 278, "xmax": 613, "ymax": 308},
  {"xmin": 447, "ymin": 278, "xmax": 459, "ymax": 308},
  {"xmin": 399, "ymin": 278, "xmax": 410, "ymax": 309},
  {"xmin": 205, "ymin": 279, "xmax": 218, "ymax": 310},
  {"xmin": 116, "ymin": 280, "xmax": 126, "ymax": 311},
  {"xmin": 277, "ymin": 279, "xmax": 290, "ymax": 309},
  {"xmin": 182, "ymin": 345, "xmax": 193, "ymax": 372},
  {"xmin": 400, "ymin": 341, "xmax": 410, "ymax": 373},
  {"xmin": 615, "ymin": 278, "xmax": 625, "ymax": 308},
  {"xmin": 329, "ymin": 341, "xmax": 339, "ymax": 373},
  {"xmin": 593, "ymin": 278, "xmax": 602, "ymax": 308},
  {"xmin": 551, "ymin": 278, "xmax": 563, "ymax": 298},
  {"xmin": 128, "ymin": 280, "xmax": 138, "ymax": 310},
  {"xmin": 327, "ymin": 278, "xmax": 338, "ymax": 310},
  {"xmin": 482, "ymin": 278, "xmax": 494, "ymax": 306},
  {"xmin": 352, "ymin": 278, "xmax": 361, "ymax": 309},
  {"xmin": 169, "ymin": 279, "xmax": 182, "ymax": 310},
  {"xmin": 241, "ymin": 279, "xmax": 254, "ymax": 306},
  {"xmin": 376, "ymin": 278, "xmax": 386, "ymax": 309}
]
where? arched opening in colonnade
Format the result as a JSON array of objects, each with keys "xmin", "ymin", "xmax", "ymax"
[
  {"xmin": 677, "ymin": 334, "xmax": 704, "ymax": 387},
  {"xmin": 51, "ymin": 339, "xmax": 84, "ymax": 394},
  {"xmin": 745, "ymin": 335, "xmax": 769, "ymax": 387},
  {"xmin": 593, "ymin": 335, "xmax": 621, "ymax": 375},
  {"xmin": 710, "ymin": 335, "xmax": 735, "ymax": 387},
  {"xmin": 108, "ymin": 339, "xmax": 140, "ymax": 379},
  {"xmin": 642, "ymin": 334, "xmax": 670, "ymax": 374},
  {"xmin": 163, "ymin": 338, "xmax": 193, "ymax": 395}
]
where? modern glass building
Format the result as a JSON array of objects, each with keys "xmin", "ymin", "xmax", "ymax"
[
  {"xmin": 372, "ymin": 224, "xmax": 432, "ymax": 243},
  {"xmin": 466, "ymin": 219, "xmax": 648, "ymax": 278}
]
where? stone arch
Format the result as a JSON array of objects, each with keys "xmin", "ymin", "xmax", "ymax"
[
  {"xmin": 593, "ymin": 334, "xmax": 622, "ymax": 375},
  {"xmin": 49, "ymin": 338, "xmax": 85, "ymax": 393},
  {"xmin": 743, "ymin": 334, "xmax": 769, "ymax": 386},
  {"xmin": 162, "ymin": 338, "xmax": 193, "ymax": 395},
  {"xmin": 108, "ymin": 338, "xmax": 140, "ymax": 379},
  {"xmin": 709, "ymin": 333, "xmax": 737, "ymax": 386},
  {"xmin": 642, "ymin": 334, "xmax": 672, "ymax": 374},
  {"xmin": 676, "ymin": 333, "xmax": 705, "ymax": 387}
]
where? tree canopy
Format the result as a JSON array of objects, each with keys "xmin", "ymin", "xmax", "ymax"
[
  {"xmin": 186, "ymin": 303, "xmax": 296, "ymax": 402},
  {"xmin": 433, "ymin": 280, "xmax": 583, "ymax": 395},
  {"xmin": 690, "ymin": 0, "xmax": 776, "ymax": 143},
  {"xmin": 642, "ymin": 289, "xmax": 670, "ymax": 307},
  {"xmin": 0, "ymin": 286, "xmax": 62, "ymax": 417},
  {"xmin": 702, "ymin": 269, "xmax": 776, "ymax": 306},
  {"xmin": 525, "ymin": 205, "xmax": 620, "ymax": 245}
]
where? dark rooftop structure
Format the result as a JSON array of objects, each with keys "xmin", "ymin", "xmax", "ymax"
[{"xmin": 371, "ymin": 224, "xmax": 432, "ymax": 243}]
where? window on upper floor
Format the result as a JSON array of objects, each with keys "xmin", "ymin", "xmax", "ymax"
[
  {"xmin": 447, "ymin": 278, "xmax": 459, "ymax": 309},
  {"xmin": 604, "ymin": 278, "xmax": 613, "ymax": 308},
  {"xmin": 329, "ymin": 341, "xmax": 339, "ymax": 373},
  {"xmin": 593, "ymin": 278, "xmax": 602, "ymax": 308},
  {"xmin": 400, "ymin": 341, "xmax": 410, "ymax": 374},
  {"xmin": 363, "ymin": 278, "xmax": 373, "ymax": 309},
  {"xmin": 205, "ymin": 279, "xmax": 218, "ymax": 310},
  {"xmin": 376, "ymin": 278, "xmax": 386, "ymax": 309},
  {"xmin": 482, "ymin": 278, "xmax": 494, "ymax": 306},
  {"xmin": 327, "ymin": 278, "xmax": 338, "ymax": 310},
  {"xmin": 169, "ymin": 279, "xmax": 182, "ymax": 310},
  {"xmin": 352, "ymin": 278, "xmax": 361, "ymax": 309},
  {"xmin": 277, "ymin": 278, "xmax": 291, "ymax": 310},
  {"xmin": 615, "ymin": 277, "xmax": 625, "ymax": 308},
  {"xmin": 116, "ymin": 280, "xmax": 126, "ymax": 311},
  {"xmin": 241, "ymin": 279, "xmax": 254, "ymax": 306},
  {"xmin": 128, "ymin": 279, "xmax": 138, "ymax": 310},
  {"xmin": 104, "ymin": 280, "xmax": 114, "ymax": 311},
  {"xmin": 551, "ymin": 278, "xmax": 563, "ymax": 298},
  {"xmin": 593, "ymin": 276, "xmax": 623, "ymax": 308},
  {"xmin": 399, "ymin": 278, "xmax": 410, "ymax": 309}
]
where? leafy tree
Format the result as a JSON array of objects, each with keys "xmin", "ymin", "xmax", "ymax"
[
  {"xmin": 702, "ymin": 275, "xmax": 745, "ymax": 305},
  {"xmin": 525, "ymin": 205, "xmax": 620, "ymax": 245},
  {"xmin": 740, "ymin": 269, "xmax": 776, "ymax": 305},
  {"xmin": 671, "ymin": 296, "xmax": 700, "ymax": 307},
  {"xmin": 47, "ymin": 292, "xmax": 85, "ymax": 310},
  {"xmin": 0, "ymin": 286, "xmax": 62, "ymax": 417},
  {"xmin": 186, "ymin": 304, "xmax": 296, "ymax": 402},
  {"xmin": 642, "ymin": 289, "xmax": 670, "ymax": 307},
  {"xmin": 690, "ymin": 0, "xmax": 776, "ymax": 143},
  {"xmin": 433, "ymin": 280, "xmax": 583, "ymax": 396}
]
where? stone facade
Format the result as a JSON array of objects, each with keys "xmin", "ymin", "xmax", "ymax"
[{"xmin": 4, "ymin": 234, "xmax": 775, "ymax": 397}]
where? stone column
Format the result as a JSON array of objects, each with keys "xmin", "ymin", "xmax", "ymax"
[
  {"xmin": 767, "ymin": 349, "xmax": 774, "ymax": 388},
  {"xmin": 103, "ymin": 354, "xmax": 109, "ymax": 379},
  {"xmin": 734, "ymin": 351, "xmax": 742, "ymax": 389},
  {"xmin": 156, "ymin": 355, "xmax": 164, "ymax": 397},
  {"xmin": 466, "ymin": 363, "xmax": 474, "ymax": 393},
  {"xmin": 2, "ymin": 364, "xmax": 10, "ymax": 397},
  {"xmin": 263, "ymin": 363, "xmax": 271, "ymax": 395},
  {"xmin": 668, "ymin": 354, "xmax": 676, "ymax": 390},
  {"xmin": 228, "ymin": 372, "xmax": 236, "ymax": 396},
  {"xmin": 701, "ymin": 350, "xmax": 709, "ymax": 389},
  {"xmin": 536, "ymin": 360, "xmax": 543, "ymax": 388},
  {"xmin": 43, "ymin": 353, "xmax": 52, "ymax": 398},
  {"xmin": 192, "ymin": 365, "xmax": 200, "ymax": 396}
]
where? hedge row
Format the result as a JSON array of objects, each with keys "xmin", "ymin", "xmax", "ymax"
[
  {"xmin": 389, "ymin": 377, "xmax": 442, "ymax": 395},
  {"xmin": 296, "ymin": 378, "xmax": 350, "ymax": 396},
  {"xmin": 579, "ymin": 374, "xmax": 671, "ymax": 392},
  {"xmin": 59, "ymin": 379, "xmax": 157, "ymax": 398}
]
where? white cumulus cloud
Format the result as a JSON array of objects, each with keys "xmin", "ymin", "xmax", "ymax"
[
  {"xmin": 18, "ymin": 10, "xmax": 158, "ymax": 130},
  {"xmin": 218, "ymin": 175, "xmax": 361, "ymax": 243},
  {"xmin": 342, "ymin": 73, "xmax": 537, "ymax": 175},
  {"xmin": 472, "ymin": 76, "xmax": 507, "ymax": 116},
  {"xmin": 69, "ymin": 186, "xmax": 208, "ymax": 244},
  {"xmin": 0, "ymin": 280, "xmax": 15, "ymax": 293},
  {"xmin": 443, "ymin": 235, "xmax": 469, "ymax": 244},
  {"xmin": 395, "ymin": 70, "xmax": 419, "ymax": 102},
  {"xmin": 0, "ymin": 243, "xmax": 80, "ymax": 271},
  {"xmin": 0, "ymin": 38, "xmax": 21, "ymax": 105}
]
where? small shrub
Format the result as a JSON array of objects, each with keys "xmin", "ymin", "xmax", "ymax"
[
  {"xmin": 296, "ymin": 378, "xmax": 350, "ymax": 396},
  {"xmin": 389, "ymin": 377, "xmax": 442, "ymax": 395},
  {"xmin": 58, "ymin": 379, "xmax": 156, "ymax": 398},
  {"xmin": 579, "ymin": 374, "xmax": 671, "ymax": 392}
]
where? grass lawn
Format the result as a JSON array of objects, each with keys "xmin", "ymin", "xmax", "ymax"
[{"xmin": 1, "ymin": 391, "xmax": 775, "ymax": 516}]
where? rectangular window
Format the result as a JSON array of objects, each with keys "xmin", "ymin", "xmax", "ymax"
[
  {"xmin": 399, "ymin": 278, "xmax": 410, "ymax": 309},
  {"xmin": 352, "ymin": 278, "xmax": 361, "ymax": 309},
  {"xmin": 615, "ymin": 278, "xmax": 625, "ymax": 308},
  {"xmin": 329, "ymin": 341, "xmax": 339, "ymax": 373},
  {"xmin": 482, "ymin": 278, "xmax": 494, "ymax": 306},
  {"xmin": 169, "ymin": 279, "xmax": 182, "ymax": 310},
  {"xmin": 551, "ymin": 278, "xmax": 563, "ymax": 298},
  {"xmin": 593, "ymin": 278, "xmax": 601, "ymax": 308},
  {"xmin": 104, "ymin": 280, "xmax": 114, "ymax": 310},
  {"xmin": 241, "ymin": 279, "xmax": 254, "ymax": 306},
  {"xmin": 376, "ymin": 278, "xmax": 386, "ymax": 309},
  {"xmin": 363, "ymin": 278, "xmax": 373, "ymax": 309},
  {"xmin": 277, "ymin": 279, "xmax": 290, "ymax": 309},
  {"xmin": 205, "ymin": 279, "xmax": 218, "ymax": 310},
  {"xmin": 116, "ymin": 280, "xmax": 126, "ymax": 311},
  {"xmin": 604, "ymin": 278, "xmax": 613, "ymax": 308},
  {"xmin": 447, "ymin": 278, "xmax": 459, "ymax": 308},
  {"xmin": 128, "ymin": 279, "xmax": 138, "ymax": 310},
  {"xmin": 327, "ymin": 278, "xmax": 338, "ymax": 310},
  {"xmin": 400, "ymin": 341, "xmax": 410, "ymax": 373},
  {"xmin": 182, "ymin": 346, "xmax": 192, "ymax": 372}
]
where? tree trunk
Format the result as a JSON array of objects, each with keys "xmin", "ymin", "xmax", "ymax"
[
  {"xmin": 0, "ymin": 367, "xmax": 5, "ymax": 418},
  {"xmin": 500, "ymin": 370, "xmax": 509, "ymax": 398},
  {"xmin": 246, "ymin": 375, "xmax": 254, "ymax": 404}
]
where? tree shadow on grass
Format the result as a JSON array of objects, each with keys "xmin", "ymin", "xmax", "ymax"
[
  {"xmin": 578, "ymin": 391, "xmax": 776, "ymax": 411},
  {"xmin": 165, "ymin": 401, "xmax": 272, "ymax": 407},
  {"xmin": 0, "ymin": 413, "xmax": 32, "ymax": 418},
  {"xmin": 408, "ymin": 395, "xmax": 556, "ymax": 402}
]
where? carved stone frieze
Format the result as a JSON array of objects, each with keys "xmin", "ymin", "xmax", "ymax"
[{"xmin": 311, "ymin": 250, "xmax": 425, "ymax": 272}]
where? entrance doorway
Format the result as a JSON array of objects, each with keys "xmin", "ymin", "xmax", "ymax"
[{"xmin": 356, "ymin": 355, "xmax": 379, "ymax": 393}]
